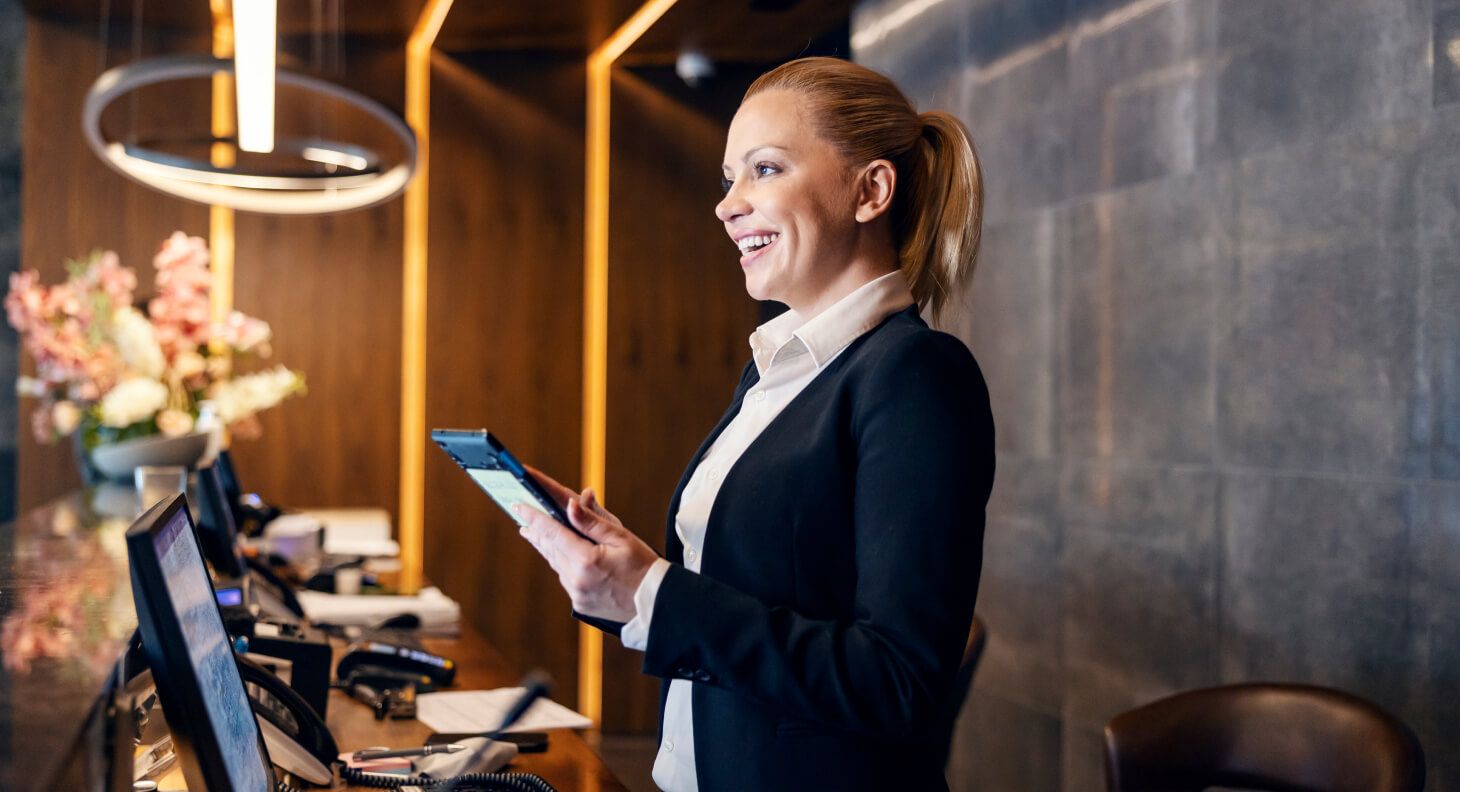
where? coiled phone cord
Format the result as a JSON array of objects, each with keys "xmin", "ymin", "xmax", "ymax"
[{"xmin": 338, "ymin": 763, "xmax": 557, "ymax": 792}]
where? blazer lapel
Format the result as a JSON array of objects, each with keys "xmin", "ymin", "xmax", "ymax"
[{"xmin": 662, "ymin": 362, "xmax": 761, "ymax": 559}]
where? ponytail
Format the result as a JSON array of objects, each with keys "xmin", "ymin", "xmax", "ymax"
[{"xmin": 745, "ymin": 58, "xmax": 985, "ymax": 321}]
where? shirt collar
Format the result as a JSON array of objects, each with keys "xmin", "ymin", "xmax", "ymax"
[{"xmin": 749, "ymin": 270, "xmax": 915, "ymax": 375}]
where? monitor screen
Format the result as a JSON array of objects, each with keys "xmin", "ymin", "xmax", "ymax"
[
  {"xmin": 216, "ymin": 449, "xmax": 243, "ymax": 504},
  {"xmin": 128, "ymin": 495, "xmax": 275, "ymax": 792},
  {"xmin": 196, "ymin": 464, "xmax": 246, "ymax": 579}
]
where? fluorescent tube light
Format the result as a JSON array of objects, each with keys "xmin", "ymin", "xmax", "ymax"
[{"xmin": 233, "ymin": 0, "xmax": 277, "ymax": 153}]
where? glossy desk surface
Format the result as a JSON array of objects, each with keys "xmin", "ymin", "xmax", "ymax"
[
  {"xmin": 0, "ymin": 486, "xmax": 142, "ymax": 790},
  {"xmin": 0, "ymin": 486, "xmax": 626, "ymax": 791},
  {"xmin": 329, "ymin": 629, "xmax": 629, "ymax": 792}
]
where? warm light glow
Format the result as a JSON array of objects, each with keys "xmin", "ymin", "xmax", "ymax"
[
  {"xmin": 580, "ymin": 0, "xmax": 678, "ymax": 728},
  {"xmin": 210, "ymin": 1, "xmax": 235, "ymax": 354},
  {"xmin": 399, "ymin": 0, "xmax": 456, "ymax": 597},
  {"xmin": 301, "ymin": 146, "xmax": 369, "ymax": 171},
  {"xmin": 232, "ymin": 0, "xmax": 277, "ymax": 153}
]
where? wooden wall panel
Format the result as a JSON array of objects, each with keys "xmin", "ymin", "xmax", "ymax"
[
  {"xmin": 600, "ymin": 66, "xmax": 761, "ymax": 733},
  {"xmin": 19, "ymin": 18, "xmax": 210, "ymax": 510},
  {"xmin": 227, "ymin": 45, "xmax": 406, "ymax": 516},
  {"xmin": 421, "ymin": 52, "xmax": 586, "ymax": 708}
]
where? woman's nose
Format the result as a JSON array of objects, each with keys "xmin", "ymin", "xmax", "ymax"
[{"xmin": 716, "ymin": 184, "xmax": 749, "ymax": 223}]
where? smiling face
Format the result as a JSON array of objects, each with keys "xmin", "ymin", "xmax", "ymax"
[{"xmin": 716, "ymin": 89, "xmax": 863, "ymax": 313}]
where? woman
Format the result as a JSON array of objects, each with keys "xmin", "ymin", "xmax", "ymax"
[{"xmin": 516, "ymin": 57, "xmax": 995, "ymax": 791}]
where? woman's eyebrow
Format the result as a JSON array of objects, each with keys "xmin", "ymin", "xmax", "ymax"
[{"xmin": 722, "ymin": 144, "xmax": 790, "ymax": 172}]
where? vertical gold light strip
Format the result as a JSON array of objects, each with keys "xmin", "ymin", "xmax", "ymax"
[
  {"xmin": 400, "ymin": 0, "xmax": 455, "ymax": 595},
  {"xmin": 210, "ymin": 1, "xmax": 236, "ymax": 334},
  {"xmin": 581, "ymin": 0, "xmax": 678, "ymax": 728}
]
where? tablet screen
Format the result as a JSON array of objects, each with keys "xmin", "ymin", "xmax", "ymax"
[{"xmin": 467, "ymin": 468, "xmax": 551, "ymax": 527}]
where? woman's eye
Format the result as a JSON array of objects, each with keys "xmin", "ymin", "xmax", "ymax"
[
  {"xmin": 720, "ymin": 177, "xmax": 733, "ymax": 195},
  {"xmin": 755, "ymin": 163, "xmax": 779, "ymax": 177}
]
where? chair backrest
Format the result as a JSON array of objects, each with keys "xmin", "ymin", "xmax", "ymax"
[
  {"xmin": 935, "ymin": 615, "xmax": 988, "ymax": 770},
  {"xmin": 1103, "ymin": 683, "xmax": 1425, "ymax": 792}
]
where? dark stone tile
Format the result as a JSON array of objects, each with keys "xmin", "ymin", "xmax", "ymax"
[
  {"xmin": 1418, "ymin": 115, "xmax": 1460, "ymax": 479},
  {"xmin": 1059, "ymin": 721, "xmax": 1105, "ymax": 792},
  {"xmin": 0, "ymin": 3, "xmax": 20, "ymax": 159},
  {"xmin": 1220, "ymin": 473, "xmax": 1413, "ymax": 712},
  {"xmin": 1060, "ymin": 461, "xmax": 1220, "ymax": 726},
  {"xmin": 852, "ymin": 0, "xmax": 967, "ymax": 106},
  {"xmin": 1211, "ymin": 0, "xmax": 1431, "ymax": 162},
  {"xmin": 958, "ymin": 5, "xmax": 1071, "ymax": 217},
  {"xmin": 1436, "ymin": 6, "xmax": 1460, "ymax": 106},
  {"xmin": 944, "ymin": 210, "xmax": 1062, "ymax": 458},
  {"xmin": 1061, "ymin": 166, "xmax": 1233, "ymax": 465},
  {"xmin": 1224, "ymin": 122, "xmax": 1425, "ymax": 477},
  {"xmin": 1407, "ymin": 484, "xmax": 1460, "ymax": 788},
  {"xmin": 1066, "ymin": 0, "xmax": 1221, "ymax": 194},
  {"xmin": 974, "ymin": 457, "xmax": 1062, "ymax": 713},
  {"xmin": 0, "ymin": 446, "xmax": 13, "ymax": 523},
  {"xmin": 947, "ymin": 690, "xmax": 1062, "ymax": 792}
]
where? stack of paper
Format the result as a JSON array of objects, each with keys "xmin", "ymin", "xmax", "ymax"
[
  {"xmin": 296, "ymin": 586, "xmax": 460, "ymax": 632},
  {"xmin": 416, "ymin": 689, "xmax": 593, "ymax": 733}
]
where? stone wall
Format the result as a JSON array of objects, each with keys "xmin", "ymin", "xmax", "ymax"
[
  {"xmin": 0, "ymin": 2, "xmax": 23, "ymax": 522},
  {"xmin": 853, "ymin": 0, "xmax": 1460, "ymax": 788}
]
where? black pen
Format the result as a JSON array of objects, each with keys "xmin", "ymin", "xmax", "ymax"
[{"xmin": 353, "ymin": 743, "xmax": 466, "ymax": 761}]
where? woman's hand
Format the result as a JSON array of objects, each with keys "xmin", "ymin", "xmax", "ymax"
[{"xmin": 514, "ymin": 465, "xmax": 661, "ymax": 623}]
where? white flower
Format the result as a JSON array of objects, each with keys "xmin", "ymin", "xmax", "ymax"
[
  {"xmin": 110, "ymin": 307, "xmax": 166, "ymax": 380},
  {"xmin": 156, "ymin": 408, "xmax": 195, "ymax": 437},
  {"xmin": 173, "ymin": 351, "xmax": 207, "ymax": 380},
  {"xmin": 15, "ymin": 376, "xmax": 46, "ymax": 398},
  {"xmin": 209, "ymin": 366, "xmax": 304, "ymax": 424},
  {"xmin": 98, "ymin": 377, "xmax": 169, "ymax": 428},
  {"xmin": 51, "ymin": 401, "xmax": 82, "ymax": 435}
]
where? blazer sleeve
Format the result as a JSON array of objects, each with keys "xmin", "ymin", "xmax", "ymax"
[{"xmin": 639, "ymin": 332, "xmax": 996, "ymax": 738}]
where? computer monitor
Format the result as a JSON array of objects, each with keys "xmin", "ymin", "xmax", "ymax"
[
  {"xmin": 216, "ymin": 449, "xmax": 242, "ymax": 502},
  {"xmin": 126, "ymin": 494, "xmax": 276, "ymax": 792},
  {"xmin": 196, "ymin": 463, "xmax": 247, "ymax": 580}
]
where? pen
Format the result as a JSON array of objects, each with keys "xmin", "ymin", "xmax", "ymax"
[{"xmin": 353, "ymin": 743, "xmax": 466, "ymax": 761}]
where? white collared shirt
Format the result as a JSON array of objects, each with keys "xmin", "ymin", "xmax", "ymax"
[{"xmin": 618, "ymin": 270, "xmax": 915, "ymax": 792}]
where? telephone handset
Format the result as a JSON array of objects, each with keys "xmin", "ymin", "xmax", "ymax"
[{"xmin": 237, "ymin": 653, "xmax": 337, "ymax": 786}]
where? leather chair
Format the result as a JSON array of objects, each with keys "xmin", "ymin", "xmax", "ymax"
[
  {"xmin": 935, "ymin": 615, "xmax": 988, "ymax": 771},
  {"xmin": 1103, "ymin": 683, "xmax": 1425, "ymax": 792}
]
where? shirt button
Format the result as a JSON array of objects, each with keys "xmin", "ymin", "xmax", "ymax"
[
  {"xmin": 753, "ymin": 390, "xmax": 766, "ymax": 403},
  {"xmin": 707, "ymin": 468, "xmax": 720, "ymax": 481},
  {"xmin": 664, "ymin": 740, "xmax": 675, "ymax": 753},
  {"xmin": 685, "ymin": 547, "xmax": 697, "ymax": 563}
]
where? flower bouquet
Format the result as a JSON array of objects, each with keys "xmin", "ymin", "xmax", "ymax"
[{"xmin": 6, "ymin": 231, "xmax": 304, "ymax": 480}]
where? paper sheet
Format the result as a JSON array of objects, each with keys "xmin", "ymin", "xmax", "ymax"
[
  {"xmin": 296, "ymin": 586, "xmax": 461, "ymax": 631},
  {"xmin": 416, "ymin": 689, "xmax": 594, "ymax": 734}
]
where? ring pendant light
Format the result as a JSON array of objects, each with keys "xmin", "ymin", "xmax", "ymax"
[{"xmin": 83, "ymin": 54, "xmax": 417, "ymax": 215}]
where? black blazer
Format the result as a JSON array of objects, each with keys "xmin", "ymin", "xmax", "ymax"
[{"xmin": 587, "ymin": 306, "xmax": 995, "ymax": 791}]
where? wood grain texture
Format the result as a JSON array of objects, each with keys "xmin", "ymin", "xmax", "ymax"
[
  {"xmin": 227, "ymin": 42, "xmax": 407, "ymax": 520},
  {"xmin": 421, "ymin": 51, "xmax": 587, "ymax": 715},
  {"xmin": 18, "ymin": 17, "xmax": 211, "ymax": 511},
  {"xmin": 599, "ymin": 65, "xmax": 762, "ymax": 733}
]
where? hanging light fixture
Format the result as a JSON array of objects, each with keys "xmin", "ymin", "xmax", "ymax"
[{"xmin": 82, "ymin": 1, "xmax": 418, "ymax": 215}]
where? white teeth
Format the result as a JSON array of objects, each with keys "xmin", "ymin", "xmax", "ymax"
[{"xmin": 736, "ymin": 233, "xmax": 780, "ymax": 253}]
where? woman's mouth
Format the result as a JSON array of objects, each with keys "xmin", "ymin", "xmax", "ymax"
[{"xmin": 737, "ymin": 232, "xmax": 780, "ymax": 267}]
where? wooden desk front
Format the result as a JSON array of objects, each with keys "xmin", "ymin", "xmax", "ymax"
[{"xmin": 328, "ymin": 626, "xmax": 628, "ymax": 792}]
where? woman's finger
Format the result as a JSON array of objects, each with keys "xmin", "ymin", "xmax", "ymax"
[
  {"xmin": 516, "ymin": 505, "xmax": 593, "ymax": 569},
  {"xmin": 566, "ymin": 496, "xmax": 620, "ymax": 543},
  {"xmin": 524, "ymin": 464, "xmax": 576, "ymax": 508}
]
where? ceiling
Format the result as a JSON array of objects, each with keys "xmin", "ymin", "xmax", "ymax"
[{"xmin": 23, "ymin": 0, "xmax": 851, "ymax": 62}]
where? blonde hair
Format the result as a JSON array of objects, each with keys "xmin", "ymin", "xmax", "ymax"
[{"xmin": 745, "ymin": 57, "xmax": 984, "ymax": 320}]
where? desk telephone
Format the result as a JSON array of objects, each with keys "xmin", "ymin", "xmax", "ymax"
[{"xmin": 123, "ymin": 647, "xmax": 559, "ymax": 790}]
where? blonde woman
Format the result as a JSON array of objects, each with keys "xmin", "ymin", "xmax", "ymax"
[{"xmin": 518, "ymin": 57, "xmax": 995, "ymax": 791}]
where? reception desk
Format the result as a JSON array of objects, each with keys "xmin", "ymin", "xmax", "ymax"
[{"xmin": 0, "ymin": 489, "xmax": 626, "ymax": 791}]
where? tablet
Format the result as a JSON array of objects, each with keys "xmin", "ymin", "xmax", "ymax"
[{"xmin": 431, "ymin": 429, "xmax": 592, "ymax": 543}]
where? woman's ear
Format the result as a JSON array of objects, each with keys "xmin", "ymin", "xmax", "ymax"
[{"xmin": 854, "ymin": 159, "xmax": 896, "ymax": 223}]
